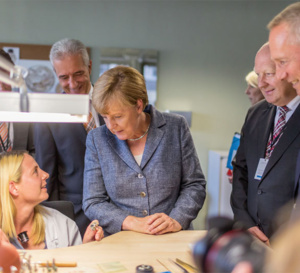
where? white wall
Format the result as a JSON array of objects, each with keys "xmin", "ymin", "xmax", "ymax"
[{"xmin": 0, "ymin": 0, "xmax": 294, "ymax": 228}]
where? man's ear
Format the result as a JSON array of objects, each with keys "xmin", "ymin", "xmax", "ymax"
[
  {"xmin": 9, "ymin": 182, "xmax": 18, "ymax": 197},
  {"xmin": 88, "ymin": 60, "xmax": 92, "ymax": 75}
]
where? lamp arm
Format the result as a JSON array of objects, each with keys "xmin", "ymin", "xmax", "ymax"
[
  {"xmin": 0, "ymin": 57, "xmax": 29, "ymax": 112},
  {"xmin": 0, "ymin": 71, "xmax": 17, "ymax": 87},
  {"xmin": 0, "ymin": 55, "xmax": 14, "ymax": 73},
  {"xmin": 11, "ymin": 66, "xmax": 29, "ymax": 112},
  {"xmin": 19, "ymin": 82, "xmax": 29, "ymax": 112}
]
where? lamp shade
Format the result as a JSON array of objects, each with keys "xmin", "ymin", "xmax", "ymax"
[{"xmin": 0, "ymin": 92, "xmax": 89, "ymax": 123}]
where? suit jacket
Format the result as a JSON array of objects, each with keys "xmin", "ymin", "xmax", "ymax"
[
  {"xmin": 0, "ymin": 123, "xmax": 35, "ymax": 155},
  {"xmin": 294, "ymin": 153, "xmax": 300, "ymax": 201},
  {"xmin": 231, "ymin": 99, "xmax": 300, "ymax": 238},
  {"xmin": 290, "ymin": 151, "xmax": 300, "ymax": 221},
  {"xmin": 34, "ymin": 116, "xmax": 103, "ymax": 236},
  {"xmin": 83, "ymin": 105, "xmax": 206, "ymax": 236}
]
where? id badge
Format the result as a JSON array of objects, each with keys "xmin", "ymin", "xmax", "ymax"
[{"xmin": 254, "ymin": 158, "xmax": 269, "ymax": 180}]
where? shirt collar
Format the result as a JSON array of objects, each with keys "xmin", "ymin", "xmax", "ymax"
[
  {"xmin": 281, "ymin": 95, "xmax": 300, "ymax": 112},
  {"xmin": 88, "ymin": 84, "xmax": 93, "ymax": 100}
]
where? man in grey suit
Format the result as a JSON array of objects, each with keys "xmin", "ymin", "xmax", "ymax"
[
  {"xmin": 231, "ymin": 43, "xmax": 300, "ymax": 245},
  {"xmin": 0, "ymin": 49, "xmax": 34, "ymax": 155},
  {"xmin": 34, "ymin": 39, "xmax": 104, "ymax": 236}
]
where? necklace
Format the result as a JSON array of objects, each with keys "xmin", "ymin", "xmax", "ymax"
[{"xmin": 127, "ymin": 123, "xmax": 150, "ymax": 141}]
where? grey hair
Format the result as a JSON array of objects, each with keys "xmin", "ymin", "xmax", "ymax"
[
  {"xmin": 268, "ymin": 2, "xmax": 300, "ymax": 44},
  {"xmin": 49, "ymin": 38, "xmax": 90, "ymax": 67}
]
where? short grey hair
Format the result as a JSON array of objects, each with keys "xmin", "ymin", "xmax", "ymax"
[
  {"xmin": 49, "ymin": 38, "xmax": 90, "ymax": 67},
  {"xmin": 268, "ymin": 2, "xmax": 300, "ymax": 43}
]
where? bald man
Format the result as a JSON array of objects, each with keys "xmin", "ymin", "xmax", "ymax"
[{"xmin": 231, "ymin": 43, "xmax": 300, "ymax": 244}]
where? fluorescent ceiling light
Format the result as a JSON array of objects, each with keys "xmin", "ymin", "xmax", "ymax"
[{"xmin": 0, "ymin": 92, "xmax": 89, "ymax": 123}]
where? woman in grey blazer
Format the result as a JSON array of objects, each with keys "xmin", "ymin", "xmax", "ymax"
[{"xmin": 83, "ymin": 66, "xmax": 206, "ymax": 236}]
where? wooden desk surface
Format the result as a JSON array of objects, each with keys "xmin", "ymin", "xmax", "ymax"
[{"xmin": 23, "ymin": 230, "xmax": 205, "ymax": 273}]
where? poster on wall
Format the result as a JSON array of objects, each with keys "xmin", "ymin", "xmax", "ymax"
[
  {"xmin": 18, "ymin": 59, "xmax": 62, "ymax": 93},
  {"xmin": 3, "ymin": 46, "xmax": 62, "ymax": 94},
  {"xmin": 3, "ymin": 47, "xmax": 20, "ymax": 64}
]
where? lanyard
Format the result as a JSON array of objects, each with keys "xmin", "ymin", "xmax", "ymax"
[{"xmin": 0, "ymin": 123, "xmax": 10, "ymax": 152}]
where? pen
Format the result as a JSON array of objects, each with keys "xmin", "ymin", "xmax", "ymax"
[
  {"xmin": 169, "ymin": 259, "xmax": 188, "ymax": 273},
  {"xmin": 175, "ymin": 258, "xmax": 198, "ymax": 272},
  {"xmin": 38, "ymin": 262, "xmax": 77, "ymax": 267}
]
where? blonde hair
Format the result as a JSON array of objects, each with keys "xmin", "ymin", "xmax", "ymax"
[
  {"xmin": 245, "ymin": 71, "xmax": 258, "ymax": 88},
  {"xmin": 0, "ymin": 151, "xmax": 46, "ymax": 245},
  {"xmin": 92, "ymin": 66, "xmax": 149, "ymax": 115},
  {"xmin": 268, "ymin": 2, "xmax": 300, "ymax": 44}
]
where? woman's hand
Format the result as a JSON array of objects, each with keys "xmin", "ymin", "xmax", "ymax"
[
  {"xmin": 122, "ymin": 213, "xmax": 182, "ymax": 235},
  {"xmin": 82, "ymin": 220, "xmax": 104, "ymax": 244},
  {"xmin": 147, "ymin": 213, "xmax": 182, "ymax": 235}
]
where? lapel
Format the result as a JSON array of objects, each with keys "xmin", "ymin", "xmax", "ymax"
[
  {"xmin": 255, "ymin": 103, "xmax": 275, "ymax": 159},
  {"xmin": 140, "ymin": 106, "xmax": 166, "ymax": 169},
  {"xmin": 294, "ymin": 151, "xmax": 300, "ymax": 196},
  {"xmin": 261, "ymin": 103, "xmax": 300, "ymax": 181},
  {"xmin": 107, "ymin": 132, "xmax": 141, "ymax": 174},
  {"xmin": 79, "ymin": 123, "xmax": 88, "ymax": 143},
  {"xmin": 106, "ymin": 105, "xmax": 166, "ymax": 174}
]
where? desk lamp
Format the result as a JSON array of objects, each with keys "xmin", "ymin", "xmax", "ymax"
[{"xmin": 0, "ymin": 55, "xmax": 88, "ymax": 123}]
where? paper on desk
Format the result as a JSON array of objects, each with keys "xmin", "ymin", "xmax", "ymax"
[
  {"xmin": 98, "ymin": 261, "xmax": 127, "ymax": 273},
  {"xmin": 68, "ymin": 267, "xmax": 99, "ymax": 273}
]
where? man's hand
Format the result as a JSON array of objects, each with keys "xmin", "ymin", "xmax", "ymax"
[
  {"xmin": 248, "ymin": 226, "xmax": 270, "ymax": 246},
  {"xmin": 83, "ymin": 220, "xmax": 104, "ymax": 244}
]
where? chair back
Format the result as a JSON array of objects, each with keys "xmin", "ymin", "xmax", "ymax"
[{"xmin": 41, "ymin": 200, "xmax": 75, "ymax": 220}]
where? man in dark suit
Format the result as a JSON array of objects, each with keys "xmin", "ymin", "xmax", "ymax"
[
  {"xmin": 0, "ymin": 49, "xmax": 35, "ymax": 155},
  {"xmin": 34, "ymin": 39, "xmax": 103, "ymax": 236},
  {"xmin": 268, "ymin": 3, "xmax": 300, "ymax": 214},
  {"xmin": 231, "ymin": 42, "xmax": 300, "ymax": 245}
]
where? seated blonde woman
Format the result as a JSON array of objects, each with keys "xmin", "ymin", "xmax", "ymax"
[{"xmin": 0, "ymin": 151, "xmax": 104, "ymax": 249}]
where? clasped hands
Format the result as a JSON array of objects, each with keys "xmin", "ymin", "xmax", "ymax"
[{"xmin": 122, "ymin": 213, "xmax": 182, "ymax": 235}]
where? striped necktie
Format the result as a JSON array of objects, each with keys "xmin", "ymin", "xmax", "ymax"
[
  {"xmin": 0, "ymin": 122, "xmax": 12, "ymax": 152},
  {"xmin": 84, "ymin": 111, "xmax": 96, "ymax": 134},
  {"xmin": 265, "ymin": 106, "xmax": 289, "ymax": 159}
]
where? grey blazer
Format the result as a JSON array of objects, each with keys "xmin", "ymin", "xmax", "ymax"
[{"xmin": 83, "ymin": 105, "xmax": 206, "ymax": 236}]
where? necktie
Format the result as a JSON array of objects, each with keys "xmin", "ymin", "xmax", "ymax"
[
  {"xmin": 84, "ymin": 111, "xmax": 96, "ymax": 134},
  {"xmin": 265, "ymin": 106, "xmax": 289, "ymax": 159},
  {"xmin": 0, "ymin": 122, "xmax": 12, "ymax": 152}
]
